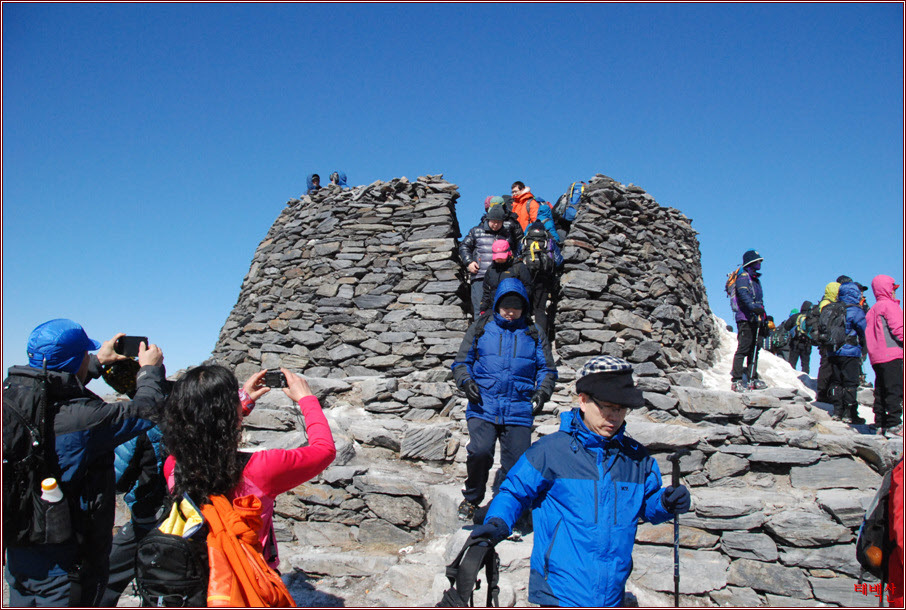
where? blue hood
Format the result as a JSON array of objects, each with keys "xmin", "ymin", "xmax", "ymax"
[
  {"xmin": 306, "ymin": 174, "xmax": 321, "ymax": 193},
  {"xmin": 493, "ymin": 277, "xmax": 530, "ymax": 312},
  {"xmin": 838, "ymin": 282, "xmax": 862, "ymax": 305}
]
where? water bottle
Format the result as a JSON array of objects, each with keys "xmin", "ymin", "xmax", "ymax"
[{"xmin": 41, "ymin": 478, "xmax": 64, "ymax": 503}]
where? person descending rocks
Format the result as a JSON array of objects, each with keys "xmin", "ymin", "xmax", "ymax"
[
  {"xmin": 815, "ymin": 281, "xmax": 841, "ymax": 403},
  {"xmin": 730, "ymin": 249, "xmax": 766, "ymax": 391},
  {"xmin": 480, "ymin": 239, "xmax": 533, "ymax": 316},
  {"xmin": 451, "ymin": 277, "xmax": 557, "ymax": 522},
  {"xmin": 469, "ymin": 355, "xmax": 691, "ymax": 607},
  {"xmin": 459, "ymin": 203, "xmax": 523, "ymax": 319}
]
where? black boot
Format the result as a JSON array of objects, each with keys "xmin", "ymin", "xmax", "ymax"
[{"xmin": 849, "ymin": 405, "xmax": 866, "ymax": 425}]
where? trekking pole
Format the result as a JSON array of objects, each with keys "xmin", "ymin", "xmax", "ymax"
[{"xmin": 667, "ymin": 449, "xmax": 690, "ymax": 607}]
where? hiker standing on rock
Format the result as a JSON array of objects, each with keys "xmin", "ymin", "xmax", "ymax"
[
  {"xmin": 815, "ymin": 281, "xmax": 841, "ymax": 403},
  {"xmin": 828, "ymin": 281, "xmax": 868, "ymax": 424},
  {"xmin": 788, "ymin": 301, "xmax": 814, "ymax": 374},
  {"xmin": 451, "ymin": 277, "xmax": 557, "ymax": 521},
  {"xmin": 864, "ymin": 275, "xmax": 903, "ymax": 436},
  {"xmin": 469, "ymin": 355, "xmax": 691, "ymax": 607},
  {"xmin": 730, "ymin": 249, "xmax": 767, "ymax": 392}
]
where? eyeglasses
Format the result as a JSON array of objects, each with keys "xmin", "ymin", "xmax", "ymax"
[{"xmin": 588, "ymin": 396, "xmax": 629, "ymax": 413}]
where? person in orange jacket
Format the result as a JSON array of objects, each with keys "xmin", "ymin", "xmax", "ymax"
[{"xmin": 511, "ymin": 181, "xmax": 540, "ymax": 231}]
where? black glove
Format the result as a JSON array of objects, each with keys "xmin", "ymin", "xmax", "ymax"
[
  {"xmin": 752, "ymin": 305, "xmax": 766, "ymax": 319},
  {"xmin": 660, "ymin": 485, "xmax": 691, "ymax": 514},
  {"xmin": 463, "ymin": 379, "xmax": 482, "ymax": 405},
  {"xmin": 470, "ymin": 517, "xmax": 509, "ymax": 545},
  {"xmin": 531, "ymin": 390, "xmax": 546, "ymax": 416}
]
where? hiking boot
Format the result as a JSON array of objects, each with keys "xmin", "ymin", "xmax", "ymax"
[
  {"xmin": 849, "ymin": 408, "xmax": 866, "ymax": 425},
  {"xmin": 731, "ymin": 380, "xmax": 747, "ymax": 393},
  {"xmin": 457, "ymin": 500, "xmax": 478, "ymax": 521},
  {"xmin": 748, "ymin": 379, "xmax": 767, "ymax": 390},
  {"xmin": 884, "ymin": 423, "xmax": 903, "ymax": 438}
]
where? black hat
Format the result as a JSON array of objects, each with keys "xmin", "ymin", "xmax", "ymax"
[
  {"xmin": 497, "ymin": 292, "xmax": 526, "ymax": 311},
  {"xmin": 575, "ymin": 356, "xmax": 645, "ymax": 408},
  {"xmin": 742, "ymin": 249, "xmax": 763, "ymax": 268},
  {"xmin": 486, "ymin": 205, "xmax": 506, "ymax": 221}
]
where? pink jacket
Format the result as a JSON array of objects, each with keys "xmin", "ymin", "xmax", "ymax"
[
  {"xmin": 865, "ymin": 275, "xmax": 904, "ymax": 365},
  {"xmin": 165, "ymin": 394, "xmax": 336, "ymax": 567}
]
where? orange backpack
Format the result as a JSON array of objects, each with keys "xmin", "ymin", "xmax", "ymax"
[{"xmin": 200, "ymin": 494, "xmax": 296, "ymax": 607}]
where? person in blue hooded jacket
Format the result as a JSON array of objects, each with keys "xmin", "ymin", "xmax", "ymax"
[
  {"xmin": 305, "ymin": 173, "xmax": 323, "ymax": 194},
  {"xmin": 829, "ymin": 281, "xmax": 868, "ymax": 423},
  {"xmin": 451, "ymin": 277, "xmax": 557, "ymax": 521},
  {"xmin": 470, "ymin": 355, "xmax": 691, "ymax": 607}
]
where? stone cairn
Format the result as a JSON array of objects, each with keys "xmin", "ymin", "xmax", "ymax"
[{"xmin": 199, "ymin": 174, "xmax": 901, "ymax": 608}]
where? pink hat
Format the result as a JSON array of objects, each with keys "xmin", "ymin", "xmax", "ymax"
[{"xmin": 491, "ymin": 239, "xmax": 511, "ymax": 262}]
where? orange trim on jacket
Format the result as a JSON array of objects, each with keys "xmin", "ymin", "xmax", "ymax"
[{"xmin": 512, "ymin": 190, "xmax": 539, "ymax": 231}]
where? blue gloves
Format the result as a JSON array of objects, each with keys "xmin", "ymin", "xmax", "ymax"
[
  {"xmin": 661, "ymin": 485, "xmax": 691, "ymax": 514},
  {"xmin": 470, "ymin": 517, "xmax": 509, "ymax": 545}
]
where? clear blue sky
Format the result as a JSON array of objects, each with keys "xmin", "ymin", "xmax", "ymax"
[{"xmin": 4, "ymin": 3, "xmax": 903, "ymax": 390}]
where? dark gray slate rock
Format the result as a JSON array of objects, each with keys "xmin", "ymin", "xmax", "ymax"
[
  {"xmin": 705, "ymin": 452, "xmax": 750, "ymax": 480},
  {"xmin": 789, "ymin": 458, "xmax": 881, "ymax": 490},
  {"xmin": 632, "ymin": 546, "xmax": 728, "ymax": 594},
  {"xmin": 681, "ymin": 512, "xmax": 766, "ymax": 531},
  {"xmin": 692, "ymin": 488, "xmax": 763, "ymax": 518},
  {"xmin": 727, "ymin": 558, "xmax": 811, "ymax": 599},
  {"xmin": 780, "ymin": 544, "xmax": 862, "ymax": 578},
  {"xmin": 720, "ymin": 532, "xmax": 778, "ymax": 562},
  {"xmin": 635, "ymin": 523, "xmax": 719, "ymax": 549},
  {"xmin": 717, "ymin": 445, "xmax": 822, "ymax": 465},
  {"xmin": 673, "ymin": 387, "xmax": 745, "ymax": 418},
  {"xmin": 362, "ymin": 493, "xmax": 426, "ymax": 528},
  {"xmin": 709, "ymin": 586, "xmax": 763, "ymax": 607},
  {"xmin": 399, "ymin": 426, "xmax": 450, "ymax": 461},
  {"xmin": 763, "ymin": 509, "xmax": 854, "ymax": 547},
  {"xmin": 809, "ymin": 575, "xmax": 878, "ymax": 606},
  {"xmin": 817, "ymin": 489, "xmax": 874, "ymax": 528}
]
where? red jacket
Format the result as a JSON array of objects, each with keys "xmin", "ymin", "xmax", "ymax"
[
  {"xmin": 512, "ymin": 190, "xmax": 540, "ymax": 231},
  {"xmin": 890, "ymin": 459, "xmax": 904, "ymax": 608},
  {"xmin": 165, "ymin": 394, "xmax": 336, "ymax": 567}
]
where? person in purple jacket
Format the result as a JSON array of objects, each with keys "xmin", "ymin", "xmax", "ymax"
[
  {"xmin": 865, "ymin": 275, "xmax": 904, "ymax": 436},
  {"xmin": 730, "ymin": 249, "xmax": 766, "ymax": 392}
]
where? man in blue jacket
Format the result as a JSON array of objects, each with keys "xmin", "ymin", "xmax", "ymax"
[
  {"xmin": 471, "ymin": 355, "xmax": 691, "ymax": 607},
  {"xmin": 829, "ymin": 281, "xmax": 868, "ymax": 424},
  {"xmin": 3, "ymin": 320, "xmax": 166, "ymax": 606},
  {"xmin": 730, "ymin": 249, "xmax": 766, "ymax": 392},
  {"xmin": 452, "ymin": 278, "xmax": 557, "ymax": 521}
]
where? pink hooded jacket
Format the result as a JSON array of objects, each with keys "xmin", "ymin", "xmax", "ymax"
[{"xmin": 865, "ymin": 275, "xmax": 904, "ymax": 365}]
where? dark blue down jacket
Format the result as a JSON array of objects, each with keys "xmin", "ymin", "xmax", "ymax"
[
  {"xmin": 451, "ymin": 277, "xmax": 557, "ymax": 426},
  {"xmin": 834, "ymin": 281, "xmax": 867, "ymax": 358},
  {"xmin": 485, "ymin": 409, "xmax": 672, "ymax": 607}
]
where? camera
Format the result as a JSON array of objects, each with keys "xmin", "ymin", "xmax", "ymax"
[
  {"xmin": 262, "ymin": 370, "xmax": 287, "ymax": 388},
  {"xmin": 113, "ymin": 336, "xmax": 148, "ymax": 359}
]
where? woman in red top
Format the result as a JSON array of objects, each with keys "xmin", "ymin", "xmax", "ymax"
[{"xmin": 162, "ymin": 365, "xmax": 336, "ymax": 568}]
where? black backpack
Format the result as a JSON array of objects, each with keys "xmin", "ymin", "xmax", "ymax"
[
  {"xmin": 2, "ymin": 368, "xmax": 74, "ymax": 549},
  {"xmin": 436, "ymin": 537, "xmax": 500, "ymax": 607},
  {"xmin": 816, "ymin": 301, "xmax": 859, "ymax": 351},
  {"xmin": 522, "ymin": 226, "xmax": 555, "ymax": 276},
  {"xmin": 855, "ymin": 464, "xmax": 895, "ymax": 581},
  {"xmin": 134, "ymin": 495, "xmax": 209, "ymax": 607}
]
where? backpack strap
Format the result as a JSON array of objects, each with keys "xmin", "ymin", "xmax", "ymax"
[{"xmin": 444, "ymin": 538, "xmax": 499, "ymax": 607}]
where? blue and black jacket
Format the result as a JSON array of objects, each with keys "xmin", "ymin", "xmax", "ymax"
[
  {"xmin": 734, "ymin": 266, "xmax": 763, "ymax": 323},
  {"xmin": 451, "ymin": 278, "xmax": 557, "ymax": 427},
  {"xmin": 114, "ymin": 425, "xmax": 166, "ymax": 527},
  {"xmin": 834, "ymin": 282, "xmax": 867, "ymax": 358},
  {"xmin": 485, "ymin": 409, "xmax": 672, "ymax": 607},
  {"xmin": 4, "ymin": 358, "xmax": 166, "ymax": 577}
]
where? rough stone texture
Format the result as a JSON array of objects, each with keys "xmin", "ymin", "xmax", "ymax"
[{"xmin": 172, "ymin": 173, "xmax": 897, "ymax": 608}]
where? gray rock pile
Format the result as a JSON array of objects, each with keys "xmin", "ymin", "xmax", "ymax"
[
  {"xmin": 556, "ymin": 174, "xmax": 717, "ymax": 374},
  {"xmin": 190, "ymin": 174, "xmax": 900, "ymax": 608}
]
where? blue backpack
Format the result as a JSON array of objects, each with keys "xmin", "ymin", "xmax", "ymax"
[{"xmin": 554, "ymin": 182, "xmax": 586, "ymax": 223}]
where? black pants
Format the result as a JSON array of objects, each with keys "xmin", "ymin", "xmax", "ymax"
[
  {"xmin": 788, "ymin": 339, "xmax": 811, "ymax": 374},
  {"xmin": 816, "ymin": 346, "xmax": 832, "ymax": 401},
  {"xmin": 529, "ymin": 279, "xmax": 553, "ymax": 338},
  {"xmin": 98, "ymin": 520, "xmax": 153, "ymax": 607},
  {"xmin": 829, "ymin": 355, "xmax": 861, "ymax": 418},
  {"xmin": 731, "ymin": 320, "xmax": 761, "ymax": 382},
  {"xmin": 463, "ymin": 418, "xmax": 532, "ymax": 506},
  {"xmin": 872, "ymin": 359, "xmax": 903, "ymax": 428}
]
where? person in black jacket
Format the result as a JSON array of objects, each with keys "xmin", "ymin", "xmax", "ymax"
[
  {"xmin": 459, "ymin": 203, "xmax": 522, "ymax": 318},
  {"xmin": 788, "ymin": 301, "xmax": 813, "ymax": 374},
  {"xmin": 3, "ymin": 319, "xmax": 167, "ymax": 607},
  {"xmin": 479, "ymin": 239, "xmax": 533, "ymax": 315}
]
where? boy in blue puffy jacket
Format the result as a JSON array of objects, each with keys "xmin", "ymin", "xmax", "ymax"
[
  {"xmin": 830, "ymin": 281, "xmax": 868, "ymax": 423},
  {"xmin": 451, "ymin": 277, "xmax": 557, "ymax": 521},
  {"xmin": 471, "ymin": 355, "xmax": 691, "ymax": 607}
]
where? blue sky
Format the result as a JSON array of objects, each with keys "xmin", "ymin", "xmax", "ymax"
[{"xmin": 3, "ymin": 3, "xmax": 903, "ymax": 389}]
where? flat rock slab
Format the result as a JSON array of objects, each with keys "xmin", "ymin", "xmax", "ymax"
[
  {"xmin": 673, "ymin": 387, "xmax": 746, "ymax": 418},
  {"xmin": 727, "ymin": 558, "xmax": 811, "ymax": 599},
  {"xmin": 625, "ymin": 421, "xmax": 702, "ymax": 450},
  {"xmin": 681, "ymin": 511, "xmax": 766, "ymax": 532},
  {"xmin": 817, "ymin": 489, "xmax": 874, "ymax": 528},
  {"xmin": 720, "ymin": 531, "xmax": 778, "ymax": 562},
  {"xmin": 691, "ymin": 487, "xmax": 764, "ymax": 517},
  {"xmin": 764, "ymin": 509, "xmax": 854, "ymax": 547},
  {"xmin": 717, "ymin": 445, "xmax": 822, "ymax": 465},
  {"xmin": 780, "ymin": 544, "xmax": 862, "ymax": 579},
  {"xmin": 790, "ymin": 458, "xmax": 882, "ymax": 490},
  {"xmin": 809, "ymin": 575, "xmax": 880, "ymax": 607},
  {"xmin": 632, "ymin": 546, "xmax": 728, "ymax": 594},
  {"xmin": 285, "ymin": 550, "xmax": 398, "ymax": 578},
  {"xmin": 635, "ymin": 523, "xmax": 719, "ymax": 548}
]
